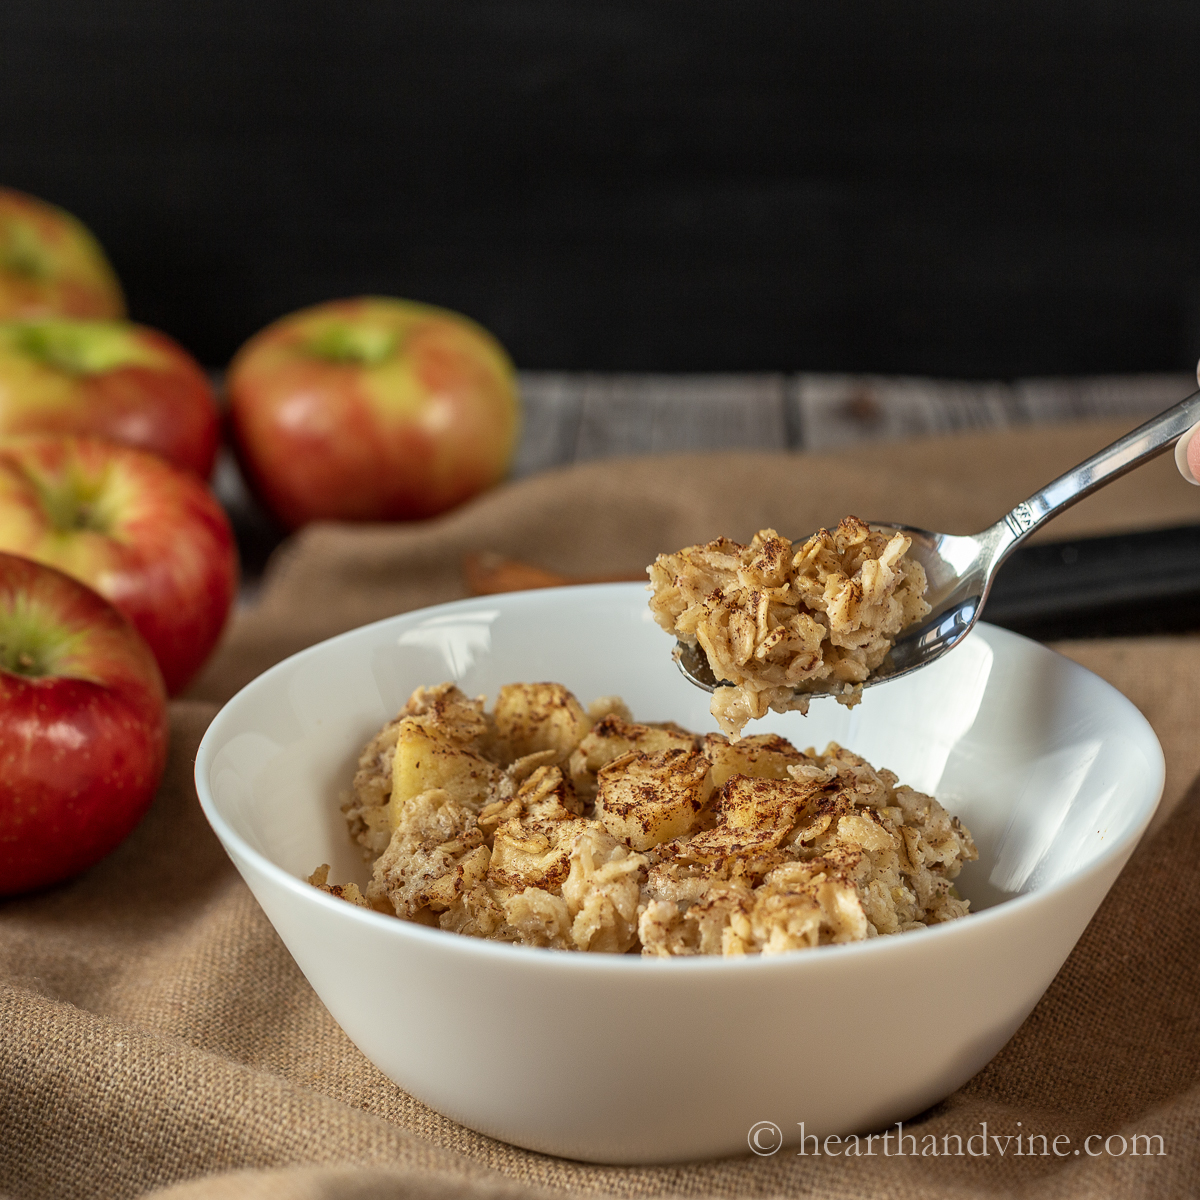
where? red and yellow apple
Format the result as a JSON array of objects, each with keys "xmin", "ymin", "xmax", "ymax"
[
  {"xmin": 0, "ymin": 551, "xmax": 168, "ymax": 895},
  {"xmin": 0, "ymin": 187, "xmax": 125, "ymax": 321},
  {"xmin": 0, "ymin": 319, "xmax": 220, "ymax": 478},
  {"xmin": 0, "ymin": 436, "xmax": 238, "ymax": 694},
  {"xmin": 227, "ymin": 297, "xmax": 521, "ymax": 527}
]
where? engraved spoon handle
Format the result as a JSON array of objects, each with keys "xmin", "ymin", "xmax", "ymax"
[{"xmin": 983, "ymin": 390, "xmax": 1200, "ymax": 569}]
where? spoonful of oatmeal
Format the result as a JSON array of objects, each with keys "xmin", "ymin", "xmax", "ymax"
[{"xmin": 653, "ymin": 388, "xmax": 1200, "ymax": 738}]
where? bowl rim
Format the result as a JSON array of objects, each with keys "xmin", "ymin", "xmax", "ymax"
[{"xmin": 195, "ymin": 583, "xmax": 1166, "ymax": 977}]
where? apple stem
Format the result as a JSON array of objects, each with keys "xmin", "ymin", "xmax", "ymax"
[
  {"xmin": 0, "ymin": 592, "xmax": 88, "ymax": 680},
  {"xmin": 307, "ymin": 323, "xmax": 398, "ymax": 366},
  {"xmin": 27, "ymin": 474, "xmax": 113, "ymax": 536},
  {"xmin": 14, "ymin": 320, "xmax": 134, "ymax": 375}
]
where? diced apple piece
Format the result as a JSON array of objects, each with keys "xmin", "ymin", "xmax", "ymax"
[
  {"xmin": 596, "ymin": 749, "xmax": 712, "ymax": 852},
  {"xmin": 388, "ymin": 720, "xmax": 499, "ymax": 828},
  {"xmin": 493, "ymin": 682, "xmax": 592, "ymax": 760},
  {"xmin": 570, "ymin": 715, "xmax": 696, "ymax": 799},
  {"xmin": 677, "ymin": 775, "xmax": 821, "ymax": 865},
  {"xmin": 586, "ymin": 695, "xmax": 633, "ymax": 723},
  {"xmin": 703, "ymin": 732, "xmax": 811, "ymax": 787}
]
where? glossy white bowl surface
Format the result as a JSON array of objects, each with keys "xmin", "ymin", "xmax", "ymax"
[{"xmin": 195, "ymin": 584, "xmax": 1163, "ymax": 1164}]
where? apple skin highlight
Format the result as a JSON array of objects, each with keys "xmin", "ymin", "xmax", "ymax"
[{"xmin": 0, "ymin": 552, "xmax": 168, "ymax": 895}]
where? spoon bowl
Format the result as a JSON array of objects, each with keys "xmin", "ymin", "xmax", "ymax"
[{"xmin": 677, "ymin": 389, "xmax": 1200, "ymax": 696}]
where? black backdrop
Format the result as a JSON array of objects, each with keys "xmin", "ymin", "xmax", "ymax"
[{"xmin": 4, "ymin": 0, "xmax": 1200, "ymax": 376}]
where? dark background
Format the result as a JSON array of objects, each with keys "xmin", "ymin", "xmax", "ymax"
[{"xmin": 4, "ymin": 0, "xmax": 1200, "ymax": 376}]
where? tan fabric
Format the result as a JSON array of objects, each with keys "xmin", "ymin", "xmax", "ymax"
[{"xmin": 2, "ymin": 417, "xmax": 1200, "ymax": 1200}]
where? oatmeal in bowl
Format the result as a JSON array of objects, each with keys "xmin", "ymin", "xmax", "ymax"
[
  {"xmin": 312, "ymin": 679, "xmax": 976, "ymax": 956},
  {"xmin": 648, "ymin": 516, "xmax": 932, "ymax": 737}
]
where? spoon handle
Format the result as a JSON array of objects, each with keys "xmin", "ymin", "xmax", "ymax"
[{"xmin": 989, "ymin": 389, "xmax": 1200, "ymax": 559}]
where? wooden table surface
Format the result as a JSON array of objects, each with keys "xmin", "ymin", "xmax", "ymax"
[{"xmin": 511, "ymin": 370, "xmax": 1193, "ymax": 476}]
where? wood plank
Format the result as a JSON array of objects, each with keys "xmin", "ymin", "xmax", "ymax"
[
  {"xmin": 512, "ymin": 371, "xmax": 1196, "ymax": 470},
  {"xmin": 791, "ymin": 374, "xmax": 1022, "ymax": 452},
  {"xmin": 566, "ymin": 373, "xmax": 789, "ymax": 461},
  {"xmin": 1014, "ymin": 374, "xmax": 1193, "ymax": 424},
  {"xmin": 510, "ymin": 373, "xmax": 583, "ymax": 478}
]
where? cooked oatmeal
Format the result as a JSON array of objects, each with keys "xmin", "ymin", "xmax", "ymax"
[
  {"xmin": 647, "ymin": 516, "xmax": 932, "ymax": 738},
  {"xmin": 311, "ymin": 681, "xmax": 976, "ymax": 956}
]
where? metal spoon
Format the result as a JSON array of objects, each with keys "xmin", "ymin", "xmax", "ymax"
[{"xmin": 677, "ymin": 389, "xmax": 1200, "ymax": 695}]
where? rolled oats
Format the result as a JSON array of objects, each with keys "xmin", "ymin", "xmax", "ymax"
[
  {"xmin": 311, "ymin": 681, "xmax": 976, "ymax": 957},
  {"xmin": 647, "ymin": 516, "xmax": 931, "ymax": 737}
]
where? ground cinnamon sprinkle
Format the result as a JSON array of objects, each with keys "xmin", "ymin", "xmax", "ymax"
[
  {"xmin": 312, "ymin": 681, "xmax": 975, "ymax": 957},
  {"xmin": 646, "ymin": 516, "xmax": 932, "ymax": 737}
]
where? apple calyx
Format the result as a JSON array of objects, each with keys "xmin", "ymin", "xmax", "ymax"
[
  {"xmin": 14, "ymin": 319, "xmax": 141, "ymax": 375},
  {"xmin": 307, "ymin": 322, "xmax": 397, "ymax": 366},
  {"xmin": 0, "ymin": 596, "xmax": 82, "ymax": 679},
  {"xmin": 31, "ymin": 468, "xmax": 115, "ymax": 536}
]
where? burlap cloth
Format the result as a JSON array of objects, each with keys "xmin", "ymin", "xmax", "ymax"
[{"xmin": 4, "ymin": 419, "xmax": 1200, "ymax": 1200}]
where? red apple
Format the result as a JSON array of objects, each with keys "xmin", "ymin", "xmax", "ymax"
[
  {"xmin": 0, "ymin": 188, "xmax": 125, "ymax": 321},
  {"xmin": 0, "ymin": 319, "xmax": 220, "ymax": 478},
  {"xmin": 0, "ymin": 551, "xmax": 167, "ymax": 895},
  {"xmin": 227, "ymin": 297, "xmax": 521, "ymax": 527},
  {"xmin": 0, "ymin": 436, "xmax": 238, "ymax": 694}
]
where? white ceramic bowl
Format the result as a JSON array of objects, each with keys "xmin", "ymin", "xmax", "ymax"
[{"xmin": 195, "ymin": 584, "xmax": 1163, "ymax": 1164}]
